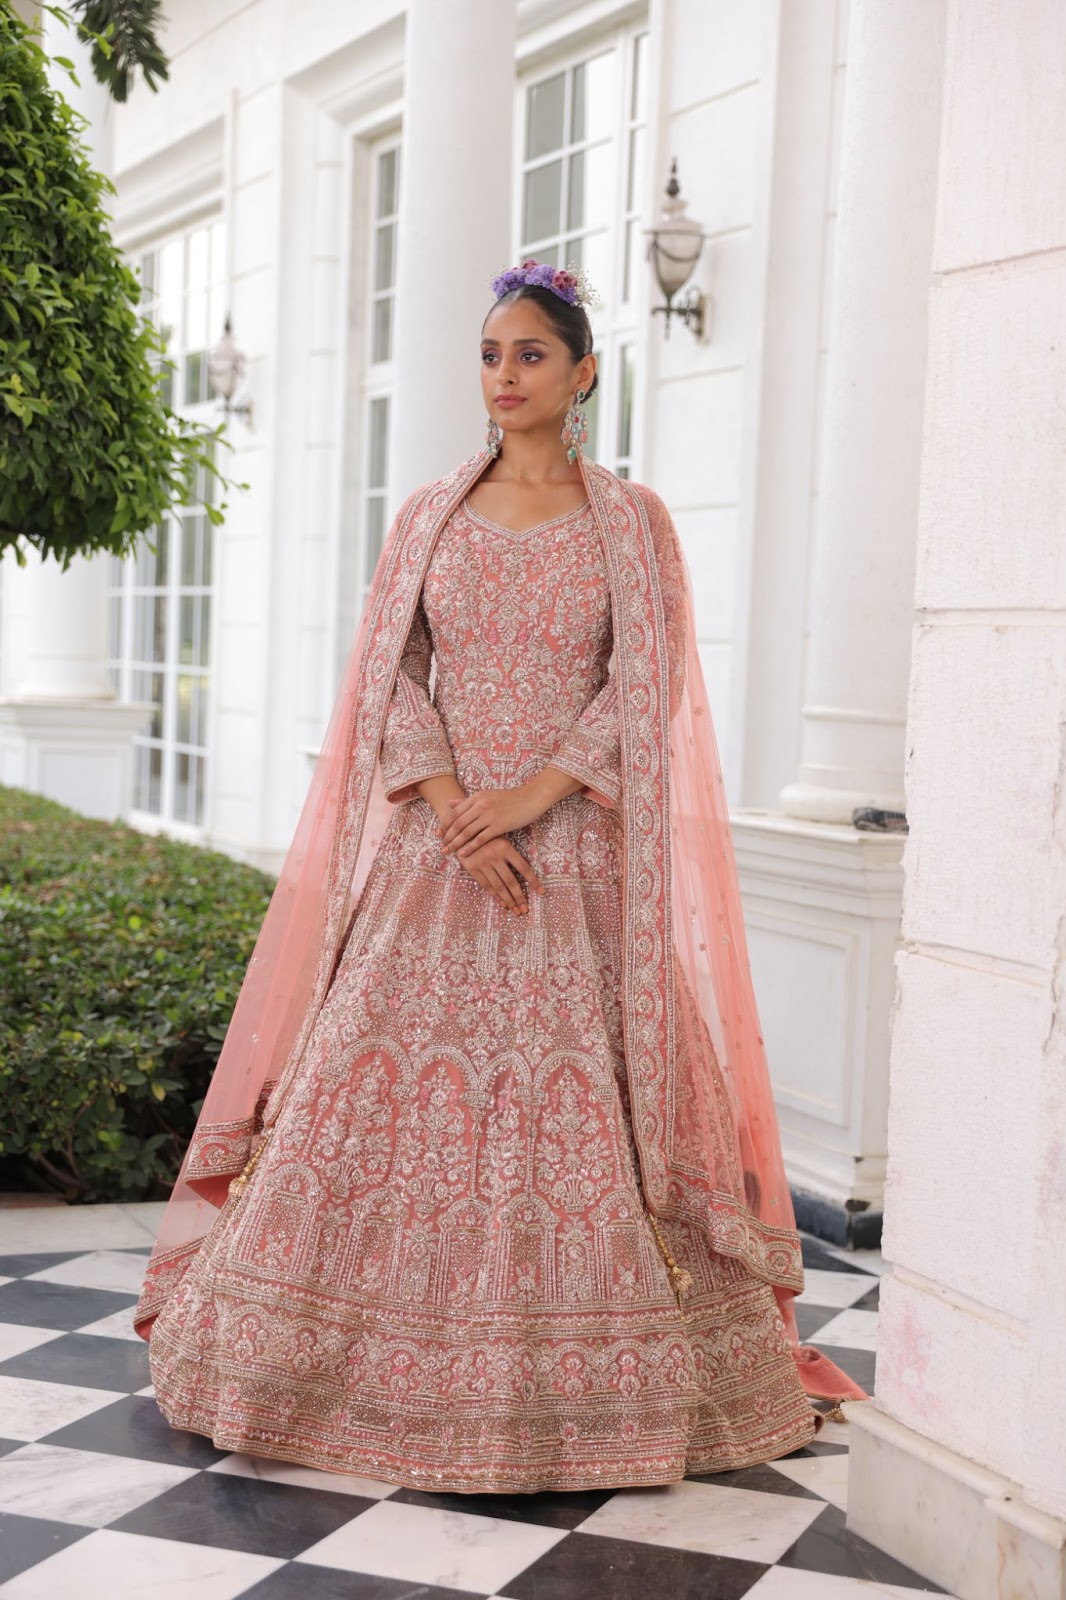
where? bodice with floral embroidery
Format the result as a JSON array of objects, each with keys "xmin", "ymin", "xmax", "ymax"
[{"xmin": 378, "ymin": 493, "xmax": 623, "ymax": 809}]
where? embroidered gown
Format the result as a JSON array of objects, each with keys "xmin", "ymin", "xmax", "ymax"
[{"xmin": 147, "ymin": 492, "xmax": 821, "ymax": 1491}]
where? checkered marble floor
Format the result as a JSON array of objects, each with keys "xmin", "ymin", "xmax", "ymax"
[{"xmin": 0, "ymin": 1215, "xmax": 952, "ymax": 1599}]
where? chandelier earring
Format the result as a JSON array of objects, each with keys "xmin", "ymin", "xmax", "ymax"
[
  {"xmin": 485, "ymin": 417, "xmax": 503, "ymax": 458},
  {"xmin": 561, "ymin": 388, "xmax": 589, "ymax": 464}
]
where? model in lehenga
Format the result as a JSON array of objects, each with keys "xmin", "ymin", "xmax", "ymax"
[{"xmin": 134, "ymin": 257, "xmax": 866, "ymax": 1493}]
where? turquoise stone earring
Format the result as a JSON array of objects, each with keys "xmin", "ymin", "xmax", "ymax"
[{"xmin": 561, "ymin": 389, "xmax": 588, "ymax": 464}]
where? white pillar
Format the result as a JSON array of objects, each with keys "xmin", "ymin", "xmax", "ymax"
[
  {"xmin": 779, "ymin": 0, "xmax": 946, "ymax": 825},
  {"xmin": 847, "ymin": 1, "xmax": 1066, "ymax": 1591},
  {"xmin": 729, "ymin": 0, "xmax": 947, "ymax": 1239},
  {"xmin": 388, "ymin": 0, "xmax": 516, "ymax": 504},
  {"xmin": 0, "ymin": 7, "xmax": 150, "ymax": 819}
]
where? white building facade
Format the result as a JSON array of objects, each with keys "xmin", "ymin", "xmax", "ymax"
[{"xmin": 2, "ymin": 3, "xmax": 1065, "ymax": 1587}]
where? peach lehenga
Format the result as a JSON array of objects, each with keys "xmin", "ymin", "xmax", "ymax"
[{"xmin": 136, "ymin": 452, "xmax": 864, "ymax": 1492}]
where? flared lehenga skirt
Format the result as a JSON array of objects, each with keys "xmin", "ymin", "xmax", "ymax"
[{"xmin": 147, "ymin": 783, "xmax": 819, "ymax": 1492}]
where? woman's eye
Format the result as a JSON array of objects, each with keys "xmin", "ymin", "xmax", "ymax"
[
  {"xmin": 520, "ymin": 351, "xmax": 541, "ymax": 362},
  {"xmin": 481, "ymin": 351, "xmax": 497, "ymax": 363}
]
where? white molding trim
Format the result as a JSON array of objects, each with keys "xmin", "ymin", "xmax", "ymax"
[{"xmin": 111, "ymin": 117, "xmax": 225, "ymax": 251}]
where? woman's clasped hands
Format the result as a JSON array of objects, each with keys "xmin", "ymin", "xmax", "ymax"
[{"xmin": 436, "ymin": 784, "xmax": 546, "ymax": 914}]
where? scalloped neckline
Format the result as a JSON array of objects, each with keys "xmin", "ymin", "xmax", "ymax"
[{"xmin": 460, "ymin": 494, "xmax": 592, "ymax": 539}]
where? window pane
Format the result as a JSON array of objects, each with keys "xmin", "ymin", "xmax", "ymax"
[
  {"xmin": 631, "ymin": 32, "xmax": 648, "ymax": 121},
  {"xmin": 627, "ymin": 126, "xmax": 645, "ymax": 211},
  {"xmin": 374, "ymin": 222, "xmax": 396, "ymax": 292},
  {"xmin": 523, "ymin": 160, "xmax": 562, "ymax": 245},
  {"xmin": 175, "ymin": 751, "xmax": 194, "ymax": 822},
  {"xmin": 372, "ymin": 296, "xmax": 392, "ymax": 364},
  {"xmin": 623, "ymin": 216, "xmax": 639, "ymax": 304},
  {"xmin": 570, "ymin": 53, "xmax": 616, "ymax": 145},
  {"xmin": 137, "ymin": 744, "xmax": 163, "ymax": 814},
  {"xmin": 377, "ymin": 147, "xmax": 399, "ymax": 218},
  {"xmin": 582, "ymin": 230, "xmax": 610, "ymax": 298},
  {"xmin": 187, "ymin": 226, "xmax": 209, "ymax": 292},
  {"xmin": 179, "ymin": 595, "xmax": 210, "ymax": 667},
  {"xmin": 180, "ymin": 515, "xmax": 206, "ymax": 588},
  {"xmin": 365, "ymin": 496, "xmax": 386, "ymax": 585},
  {"xmin": 184, "ymin": 351, "xmax": 205, "ymax": 406},
  {"xmin": 133, "ymin": 669, "xmax": 165, "ymax": 740},
  {"xmin": 567, "ymin": 143, "xmax": 614, "ymax": 232},
  {"xmin": 158, "ymin": 238, "xmax": 182, "ymax": 345},
  {"xmin": 617, "ymin": 344, "xmax": 634, "ymax": 461},
  {"xmin": 367, "ymin": 397, "xmax": 389, "ymax": 489},
  {"xmin": 526, "ymin": 72, "xmax": 565, "ymax": 160},
  {"xmin": 108, "ymin": 595, "xmax": 122, "ymax": 661},
  {"xmin": 526, "ymin": 240, "xmax": 559, "ymax": 269},
  {"xmin": 176, "ymin": 673, "xmax": 207, "ymax": 746}
]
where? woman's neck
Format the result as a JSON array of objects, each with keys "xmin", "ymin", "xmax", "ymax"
[{"xmin": 489, "ymin": 427, "xmax": 583, "ymax": 486}]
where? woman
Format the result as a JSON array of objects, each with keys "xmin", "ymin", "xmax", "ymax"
[{"xmin": 135, "ymin": 258, "xmax": 865, "ymax": 1493}]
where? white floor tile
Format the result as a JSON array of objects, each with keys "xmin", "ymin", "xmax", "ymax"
[
  {"xmin": 810, "ymin": 1308, "xmax": 880, "ymax": 1352},
  {"xmin": 75, "ymin": 1307, "xmax": 143, "ymax": 1342},
  {"xmin": 297, "ymin": 1496, "xmax": 567, "ymax": 1592},
  {"xmin": 0, "ymin": 1442, "xmax": 197, "ymax": 1526},
  {"xmin": 579, "ymin": 1479, "xmax": 825, "ymax": 1564},
  {"xmin": 0, "ymin": 1205, "xmax": 157, "ymax": 1256},
  {"xmin": 0, "ymin": 1324, "xmax": 63, "ymax": 1362},
  {"xmin": 0, "ymin": 1375, "xmax": 123, "ymax": 1442},
  {"xmin": 745, "ymin": 1565, "xmax": 938, "ymax": 1597},
  {"xmin": 797, "ymin": 1269, "xmax": 878, "ymax": 1310},
  {"xmin": 28, "ymin": 1251, "xmax": 149, "ymax": 1295},
  {"xmin": 0, "ymin": 1529, "xmax": 284, "ymax": 1600},
  {"xmin": 818, "ymin": 1242, "xmax": 890, "ymax": 1277},
  {"xmin": 209, "ymin": 1452, "xmax": 397, "ymax": 1499},
  {"xmin": 769, "ymin": 1449, "xmax": 850, "ymax": 1512}
]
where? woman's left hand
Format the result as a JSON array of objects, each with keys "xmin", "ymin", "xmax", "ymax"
[{"xmin": 437, "ymin": 784, "xmax": 546, "ymax": 857}]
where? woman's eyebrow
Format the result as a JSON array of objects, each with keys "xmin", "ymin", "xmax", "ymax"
[{"xmin": 480, "ymin": 337, "xmax": 550, "ymax": 348}]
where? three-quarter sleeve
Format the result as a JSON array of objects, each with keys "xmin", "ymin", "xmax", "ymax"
[
  {"xmin": 546, "ymin": 674, "xmax": 622, "ymax": 809},
  {"xmin": 379, "ymin": 596, "xmax": 456, "ymax": 804}
]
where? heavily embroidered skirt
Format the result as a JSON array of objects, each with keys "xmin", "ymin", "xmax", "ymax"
[{"xmin": 148, "ymin": 785, "xmax": 819, "ymax": 1491}]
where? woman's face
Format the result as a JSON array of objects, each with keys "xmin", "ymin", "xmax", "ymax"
[{"xmin": 479, "ymin": 298, "xmax": 595, "ymax": 443}]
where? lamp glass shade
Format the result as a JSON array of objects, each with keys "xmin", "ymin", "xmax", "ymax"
[
  {"xmin": 207, "ymin": 326, "xmax": 244, "ymax": 402},
  {"xmin": 645, "ymin": 178, "xmax": 704, "ymax": 298}
]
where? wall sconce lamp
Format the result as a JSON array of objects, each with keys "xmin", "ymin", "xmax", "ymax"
[
  {"xmin": 645, "ymin": 160, "xmax": 709, "ymax": 341},
  {"xmin": 208, "ymin": 315, "xmax": 253, "ymax": 423}
]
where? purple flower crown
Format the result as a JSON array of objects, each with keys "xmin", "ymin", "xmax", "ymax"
[{"xmin": 489, "ymin": 257, "xmax": 599, "ymax": 310}]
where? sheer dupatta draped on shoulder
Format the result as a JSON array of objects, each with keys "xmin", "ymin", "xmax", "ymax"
[{"xmin": 134, "ymin": 449, "xmax": 866, "ymax": 1406}]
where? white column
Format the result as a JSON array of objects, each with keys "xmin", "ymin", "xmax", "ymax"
[
  {"xmin": 727, "ymin": 0, "xmax": 948, "ymax": 1238},
  {"xmin": 388, "ymin": 0, "xmax": 517, "ymax": 504},
  {"xmin": 847, "ymin": 0, "xmax": 1066, "ymax": 1591},
  {"xmin": 779, "ymin": 0, "xmax": 946, "ymax": 825},
  {"xmin": 0, "ymin": 8, "xmax": 150, "ymax": 819}
]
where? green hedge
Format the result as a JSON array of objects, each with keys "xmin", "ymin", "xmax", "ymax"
[{"xmin": 0, "ymin": 784, "xmax": 275, "ymax": 1202}]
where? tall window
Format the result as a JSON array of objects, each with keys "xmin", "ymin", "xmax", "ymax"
[
  {"xmin": 361, "ymin": 142, "xmax": 401, "ymax": 605},
  {"xmin": 108, "ymin": 217, "xmax": 225, "ymax": 829},
  {"xmin": 517, "ymin": 30, "xmax": 648, "ymax": 478}
]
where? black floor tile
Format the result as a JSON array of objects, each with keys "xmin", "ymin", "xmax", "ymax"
[
  {"xmin": 800, "ymin": 1238, "xmax": 873, "ymax": 1275},
  {"xmin": 852, "ymin": 1282, "xmax": 881, "ymax": 1312},
  {"xmin": 0, "ymin": 1510, "xmax": 92, "ymax": 1583},
  {"xmin": 247, "ymin": 1567, "xmax": 483, "ymax": 1600},
  {"xmin": 40, "ymin": 1393, "xmax": 228, "ymax": 1467},
  {"xmin": 0, "ymin": 1252, "xmax": 85, "ymax": 1279},
  {"xmin": 0, "ymin": 1332, "xmax": 150, "ymax": 1392},
  {"xmin": 778, "ymin": 1502, "xmax": 947, "ymax": 1590},
  {"xmin": 0, "ymin": 1278, "xmax": 137, "ymax": 1331},
  {"xmin": 0, "ymin": 1438, "xmax": 25, "ymax": 1457},
  {"xmin": 795, "ymin": 1302, "xmax": 841, "ymax": 1340},
  {"xmin": 818, "ymin": 1344, "xmax": 876, "ymax": 1395},
  {"xmin": 390, "ymin": 1482, "xmax": 617, "ymax": 1529},
  {"xmin": 111, "ymin": 1470, "xmax": 371, "ymax": 1559},
  {"xmin": 687, "ymin": 1460, "xmax": 823, "ymax": 1498},
  {"xmin": 505, "ymin": 1530, "xmax": 767, "ymax": 1600}
]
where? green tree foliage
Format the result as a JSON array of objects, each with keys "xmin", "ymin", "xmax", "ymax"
[
  {"xmin": 0, "ymin": 2, "xmax": 232, "ymax": 569},
  {"xmin": 71, "ymin": 0, "xmax": 169, "ymax": 103}
]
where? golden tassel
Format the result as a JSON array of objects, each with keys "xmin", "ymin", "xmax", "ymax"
[
  {"xmin": 821, "ymin": 1402, "xmax": 848, "ymax": 1424},
  {"xmin": 647, "ymin": 1211, "xmax": 693, "ymax": 1318},
  {"xmin": 228, "ymin": 1126, "xmax": 273, "ymax": 1199}
]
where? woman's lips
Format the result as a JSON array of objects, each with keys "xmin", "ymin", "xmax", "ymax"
[{"xmin": 495, "ymin": 396, "xmax": 526, "ymax": 408}]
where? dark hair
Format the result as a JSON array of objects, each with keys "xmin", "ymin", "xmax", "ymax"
[{"xmin": 482, "ymin": 284, "xmax": 599, "ymax": 398}]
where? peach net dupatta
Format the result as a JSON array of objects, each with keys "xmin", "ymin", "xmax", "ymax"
[
  {"xmin": 134, "ymin": 452, "xmax": 866, "ymax": 1406},
  {"xmin": 661, "ymin": 520, "xmax": 867, "ymax": 1403}
]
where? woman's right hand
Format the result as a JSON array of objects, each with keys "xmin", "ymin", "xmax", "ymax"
[{"xmin": 454, "ymin": 835, "xmax": 545, "ymax": 912}]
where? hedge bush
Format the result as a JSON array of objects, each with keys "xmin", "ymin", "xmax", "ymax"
[{"xmin": 0, "ymin": 784, "xmax": 275, "ymax": 1201}]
